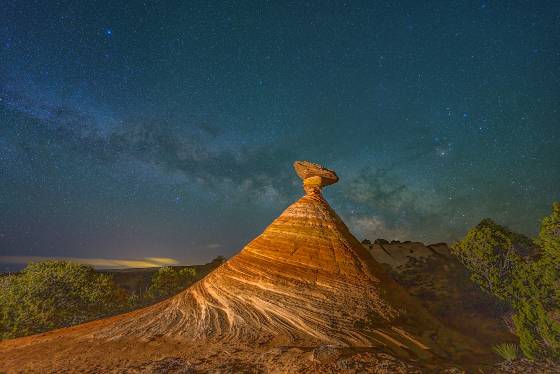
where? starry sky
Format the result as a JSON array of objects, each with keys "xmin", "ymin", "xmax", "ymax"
[{"xmin": 1, "ymin": 1, "xmax": 559, "ymax": 269}]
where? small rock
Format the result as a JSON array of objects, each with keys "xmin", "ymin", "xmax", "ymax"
[
  {"xmin": 267, "ymin": 347, "xmax": 285, "ymax": 355},
  {"xmin": 312, "ymin": 345, "xmax": 343, "ymax": 363},
  {"xmin": 293, "ymin": 160, "xmax": 338, "ymax": 194}
]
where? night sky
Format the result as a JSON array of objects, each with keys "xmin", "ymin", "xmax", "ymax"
[{"xmin": 1, "ymin": 1, "xmax": 559, "ymax": 268}]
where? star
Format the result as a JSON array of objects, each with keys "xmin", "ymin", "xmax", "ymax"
[{"xmin": 1, "ymin": 0, "xmax": 557, "ymax": 266}]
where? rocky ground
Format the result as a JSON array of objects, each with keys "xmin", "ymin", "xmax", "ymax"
[
  {"xmin": 118, "ymin": 354, "xmax": 560, "ymax": 374},
  {"xmin": 492, "ymin": 359, "xmax": 560, "ymax": 373}
]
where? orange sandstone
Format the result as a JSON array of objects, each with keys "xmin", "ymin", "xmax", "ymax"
[{"xmin": 0, "ymin": 161, "xmax": 494, "ymax": 373}]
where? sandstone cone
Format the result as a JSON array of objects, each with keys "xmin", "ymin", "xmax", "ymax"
[{"xmin": 0, "ymin": 161, "xmax": 492, "ymax": 372}]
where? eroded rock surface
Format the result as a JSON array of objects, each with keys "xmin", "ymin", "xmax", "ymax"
[
  {"xmin": 294, "ymin": 160, "xmax": 339, "ymax": 195},
  {"xmin": 0, "ymin": 161, "xmax": 495, "ymax": 373}
]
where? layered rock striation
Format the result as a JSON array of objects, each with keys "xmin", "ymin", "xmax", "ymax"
[{"xmin": 0, "ymin": 161, "xmax": 493, "ymax": 373}]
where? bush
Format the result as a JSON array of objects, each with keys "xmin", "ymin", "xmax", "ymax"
[
  {"xmin": 0, "ymin": 261, "xmax": 128, "ymax": 340},
  {"xmin": 451, "ymin": 218, "xmax": 533, "ymax": 300},
  {"xmin": 145, "ymin": 266, "xmax": 197, "ymax": 301},
  {"xmin": 452, "ymin": 203, "xmax": 560, "ymax": 360},
  {"xmin": 536, "ymin": 202, "xmax": 560, "ymax": 305},
  {"xmin": 493, "ymin": 343, "xmax": 519, "ymax": 361}
]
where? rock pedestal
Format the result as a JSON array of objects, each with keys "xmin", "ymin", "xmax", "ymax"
[{"xmin": 293, "ymin": 160, "xmax": 338, "ymax": 195}]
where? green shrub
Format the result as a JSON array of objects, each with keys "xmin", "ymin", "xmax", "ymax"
[
  {"xmin": 493, "ymin": 343, "xmax": 519, "ymax": 361},
  {"xmin": 452, "ymin": 203, "xmax": 560, "ymax": 360},
  {"xmin": 0, "ymin": 261, "xmax": 128, "ymax": 340},
  {"xmin": 536, "ymin": 202, "xmax": 560, "ymax": 306},
  {"xmin": 451, "ymin": 218, "xmax": 536, "ymax": 301},
  {"xmin": 145, "ymin": 266, "xmax": 197, "ymax": 301}
]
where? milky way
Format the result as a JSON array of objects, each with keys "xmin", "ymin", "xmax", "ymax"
[{"xmin": 1, "ymin": 1, "xmax": 559, "ymax": 267}]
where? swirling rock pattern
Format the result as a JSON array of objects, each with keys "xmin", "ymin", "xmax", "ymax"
[{"xmin": 0, "ymin": 161, "xmax": 493, "ymax": 373}]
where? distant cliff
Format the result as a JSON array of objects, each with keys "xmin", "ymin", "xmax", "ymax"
[{"xmin": 363, "ymin": 239, "xmax": 515, "ymax": 347}]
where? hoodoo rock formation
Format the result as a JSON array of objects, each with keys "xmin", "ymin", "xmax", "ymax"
[
  {"xmin": 294, "ymin": 160, "xmax": 339, "ymax": 194},
  {"xmin": 0, "ymin": 161, "xmax": 495, "ymax": 373}
]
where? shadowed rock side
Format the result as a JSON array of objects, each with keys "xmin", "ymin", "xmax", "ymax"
[
  {"xmin": 364, "ymin": 241, "xmax": 515, "ymax": 347},
  {"xmin": 0, "ymin": 161, "xmax": 495, "ymax": 373}
]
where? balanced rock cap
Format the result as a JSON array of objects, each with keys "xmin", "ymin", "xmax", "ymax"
[{"xmin": 293, "ymin": 160, "xmax": 338, "ymax": 195}]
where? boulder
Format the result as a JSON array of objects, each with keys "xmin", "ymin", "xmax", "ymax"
[
  {"xmin": 293, "ymin": 160, "xmax": 338, "ymax": 194},
  {"xmin": 312, "ymin": 345, "xmax": 343, "ymax": 363}
]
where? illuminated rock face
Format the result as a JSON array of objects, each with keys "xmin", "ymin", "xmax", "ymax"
[
  {"xmin": 91, "ymin": 161, "xmax": 461, "ymax": 354},
  {"xmin": 293, "ymin": 160, "xmax": 339, "ymax": 195},
  {"xmin": 98, "ymin": 175, "xmax": 402, "ymax": 346},
  {"xmin": 0, "ymin": 161, "xmax": 490, "ymax": 372}
]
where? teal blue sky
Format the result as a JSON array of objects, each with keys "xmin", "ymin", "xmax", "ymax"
[{"xmin": 1, "ymin": 1, "xmax": 559, "ymax": 268}]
